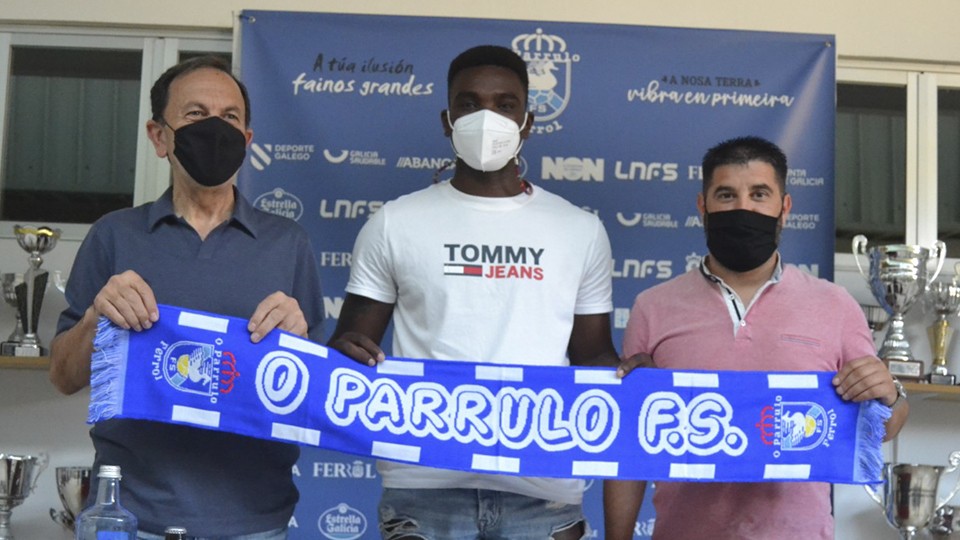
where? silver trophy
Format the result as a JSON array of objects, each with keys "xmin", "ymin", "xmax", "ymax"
[
  {"xmin": 925, "ymin": 266, "xmax": 960, "ymax": 385},
  {"xmin": 0, "ymin": 225, "xmax": 60, "ymax": 357},
  {"xmin": 49, "ymin": 466, "xmax": 91, "ymax": 531},
  {"xmin": 853, "ymin": 235, "xmax": 947, "ymax": 380},
  {"xmin": 865, "ymin": 451, "xmax": 960, "ymax": 539},
  {"xmin": 0, "ymin": 453, "xmax": 47, "ymax": 540},
  {"xmin": 0, "ymin": 275, "xmax": 24, "ymax": 349}
]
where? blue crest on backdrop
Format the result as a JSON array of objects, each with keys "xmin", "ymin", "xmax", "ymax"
[{"xmin": 236, "ymin": 10, "xmax": 835, "ymax": 539}]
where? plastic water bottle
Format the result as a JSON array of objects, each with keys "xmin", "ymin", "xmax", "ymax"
[{"xmin": 75, "ymin": 465, "xmax": 138, "ymax": 539}]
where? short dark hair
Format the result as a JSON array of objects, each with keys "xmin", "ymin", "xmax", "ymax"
[
  {"xmin": 447, "ymin": 45, "xmax": 529, "ymax": 99},
  {"xmin": 150, "ymin": 55, "xmax": 251, "ymax": 127},
  {"xmin": 702, "ymin": 136, "xmax": 788, "ymax": 195}
]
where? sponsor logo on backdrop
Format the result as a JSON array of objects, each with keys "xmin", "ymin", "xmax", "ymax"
[
  {"xmin": 784, "ymin": 213, "xmax": 819, "ymax": 230},
  {"xmin": 613, "ymin": 307, "xmax": 631, "ymax": 329},
  {"xmin": 626, "ymin": 73, "xmax": 797, "ymax": 109},
  {"xmin": 250, "ymin": 143, "xmax": 315, "ymax": 170},
  {"xmin": 318, "ymin": 252, "xmax": 352, "ymax": 267},
  {"xmin": 684, "ymin": 215, "xmax": 703, "ymax": 228},
  {"xmin": 616, "ymin": 212, "xmax": 678, "ymax": 228},
  {"xmin": 312, "ymin": 459, "xmax": 377, "ymax": 479},
  {"xmin": 154, "ymin": 339, "xmax": 237, "ymax": 403},
  {"xmin": 292, "ymin": 53, "xmax": 434, "ymax": 98},
  {"xmin": 685, "ymin": 253, "xmax": 703, "ymax": 272},
  {"xmin": 324, "ymin": 296, "xmax": 343, "ymax": 320},
  {"xmin": 442, "ymin": 243, "xmax": 545, "ymax": 281},
  {"xmin": 319, "ymin": 199, "xmax": 384, "ymax": 219},
  {"xmin": 613, "ymin": 161, "xmax": 679, "ymax": 182},
  {"xmin": 253, "ymin": 188, "xmax": 304, "ymax": 221},
  {"xmin": 324, "ymin": 149, "xmax": 386, "ymax": 166},
  {"xmin": 635, "ymin": 518, "xmax": 656, "ymax": 537},
  {"xmin": 787, "ymin": 168, "xmax": 825, "ymax": 187},
  {"xmin": 317, "ymin": 503, "xmax": 368, "ymax": 540},
  {"xmin": 396, "ymin": 156, "xmax": 453, "ymax": 170},
  {"xmin": 512, "ymin": 28, "xmax": 579, "ymax": 135},
  {"xmin": 541, "ymin": 157, "xmax": 604, "ymax": 181},
  {"xmin": 612, "ymin": 259, "xmax": 672, "ymax": 280},
  {"xmin": 756, "ymin": 396, "xmax": 836, "ymax": 457}
]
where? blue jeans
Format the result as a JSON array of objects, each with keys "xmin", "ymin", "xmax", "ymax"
[
  {"xmin": 378, "ymin": 488, "xmax": 588, "ymax": 540},
  {"xmin": 137, "ymin": 526, "xmax": 286, "ymax": 540}
]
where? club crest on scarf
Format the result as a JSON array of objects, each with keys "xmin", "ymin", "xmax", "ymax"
[
  {"xmin": 756, "ymin": 396, "xmax": 837, "ymax": 457},
  {"xmin": 153, "ymin": 339, "xmax": 240, "ymax": 403}
]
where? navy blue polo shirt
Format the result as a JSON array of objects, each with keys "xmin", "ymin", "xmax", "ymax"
[{"xmin": 58, "ymin": 187, "xmax": 325, "ymax": 535}]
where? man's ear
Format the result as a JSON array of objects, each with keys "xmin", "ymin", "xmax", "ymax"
[{"xmin": 440, "ymin": 110, "xmax": 452, "ymax": 138}]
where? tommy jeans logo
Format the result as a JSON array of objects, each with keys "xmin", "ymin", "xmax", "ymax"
[{"xmin": 442, "ymin": 243, "xmax": 545, "ymax": 280}]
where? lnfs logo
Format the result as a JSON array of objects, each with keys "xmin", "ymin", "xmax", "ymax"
[
  {"xmin": 512, "ymin": 28, "xmax": 580, "ymax": 135},
  {"xmin": 153, "ymin": 339, "xmax": 238, "ymax": 404},
  {"xmin": 318, "ymin": 503, "xmax": 367, "ymax": 540},
  {"xmin": 756, "ymin": 396, "xmax": 837, "ymax": 458}
]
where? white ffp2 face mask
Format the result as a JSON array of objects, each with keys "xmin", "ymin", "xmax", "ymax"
[{"xmin": 447, "ymin": 109, "xmax": 527, "ymax": 172}]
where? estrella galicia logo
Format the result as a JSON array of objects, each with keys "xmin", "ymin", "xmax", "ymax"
[
  {"xmin": 156, "ymin": 339, "xmax": 230, "ymax": 404},
  {"xmin": 253, "ymin": 188, "xmax": 304, "ymax": 221},
  {"xmin": 512, "ymin": 28, "xmax": 580, "ymax": 134},
  {"xmin": 757, "ymin": 396, "xmax": 836, "ymax": 457},
  {"xmin": 255, "ymin": 351, "xmax": 310, "ymax": 415},
  {"xmin": 318, "ymin": 503, "xmax": 367, "ymax": 540}
]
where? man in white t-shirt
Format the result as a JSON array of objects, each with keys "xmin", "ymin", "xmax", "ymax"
[{"xmin": 328, "ymin": 45, "xmax": 622, "ymax": 539}]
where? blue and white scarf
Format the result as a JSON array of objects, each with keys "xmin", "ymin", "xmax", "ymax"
[{"xmin": 88, "ymin": 304, "xmax": 888, "ymax": 483}]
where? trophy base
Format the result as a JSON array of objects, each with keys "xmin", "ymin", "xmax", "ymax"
[
  {"xmin": 884, "ymin": 359, "xmax": 924, "ymax": 381},
  {"xmin": 0, "ymin": 342, "xmax": 45, "ymax": 357},
  {"xmin": 927, "ymin": 372, "xmax": 957, "ymax": 385}
]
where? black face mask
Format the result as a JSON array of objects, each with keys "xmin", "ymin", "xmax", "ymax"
[
  {"xmin": 705, "ymin": 209, "xmax": 780, "ymax": 272},
  {"xmin": 168, "ymin": 117, "xmax": 247, "ymax": 187}
]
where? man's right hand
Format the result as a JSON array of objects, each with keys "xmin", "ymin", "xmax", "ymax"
[
  {"xmin": 329, "ymin": 331, "xmax": 386, "ymax": 367},
  {"xmin": 616, "ymin": 352, "xmax": 655, "ymax": 379},
  {"xmin": 91, "ymin": 270, "xmax": 159, "ymax": 331}
]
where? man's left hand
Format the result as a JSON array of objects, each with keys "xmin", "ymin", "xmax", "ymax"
[
  {"xmin": 832, "ymin": 356, "xmax": 898, "ymax": 406},
  {"xmin": 248, "ymin": 291, "xmax": 308, "ymax": 342}
]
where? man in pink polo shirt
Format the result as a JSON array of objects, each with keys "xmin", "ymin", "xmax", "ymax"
[{"xmin": 604, "ymin": 136, "xmax": 909, "ymax": 540}]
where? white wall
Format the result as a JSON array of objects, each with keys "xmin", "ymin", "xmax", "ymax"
[{"xmin": 3, "ymin": 1, "xmax": 960, "ymax": 538}]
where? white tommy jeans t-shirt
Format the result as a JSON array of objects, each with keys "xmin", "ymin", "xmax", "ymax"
[{"xmin": 346, "ymin": 180, "xmax": 613, "ymax": 505}]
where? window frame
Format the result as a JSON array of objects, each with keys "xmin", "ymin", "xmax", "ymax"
[{"xmin": 0, "ymin": 24, "xmax": 230, "ymax": 241}]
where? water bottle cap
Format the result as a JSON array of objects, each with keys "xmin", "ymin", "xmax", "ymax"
[
  {"xmin": 98, "ymin": 465, "xmax": 121, "ymax": 479},
  {"xmin": 164, "ymin": 527, "xmax": 187, "ymax": 533}
]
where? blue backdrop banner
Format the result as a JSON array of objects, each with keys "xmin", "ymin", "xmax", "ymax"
[{"xmin": 235, "ymin": 10, "xmax": 836, "ymax": 539}]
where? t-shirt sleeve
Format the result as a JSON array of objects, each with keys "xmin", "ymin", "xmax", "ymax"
[
  {"xmin": 574, "ymin": 216, "xmax": 613, "ymax": 315},
  {"xmin": 344, "ymin": 205, "xmax": 398, "ymax": 304}
]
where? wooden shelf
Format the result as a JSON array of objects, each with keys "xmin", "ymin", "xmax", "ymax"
[
  {"xmin": 903, "ymin": 381, "xmax": 960, "ymax": 402},
  {"xmin": 0, "ymin": 355, "xmax": 49, "ymax": 369}
]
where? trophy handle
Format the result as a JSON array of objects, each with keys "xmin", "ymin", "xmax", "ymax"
[
  {"xmin": 30, "ymin": 452, "xmax": 49, "ymax": 495},
  {"xmin": 863, "ymin": 483, "xmax": 884, "ymax": 508},
  {"xmin": 852, "ymin": 235, "xmax": 869, "ymax": 280},
  {"xmin": 936, "ymin": 451, "xmax": 960, "ymax": 514},
  {"xmin": 930, "ymin": 240, "xmax": 948, "ymax": 284}
]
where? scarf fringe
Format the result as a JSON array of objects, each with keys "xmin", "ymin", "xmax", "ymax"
[
  {"xmin": 88, "ymin": 317, "xmax": 130, "ymax": 423},
  {"xmin": 854, "ymin": 399, "xmax": 892, "ymax": 483}
]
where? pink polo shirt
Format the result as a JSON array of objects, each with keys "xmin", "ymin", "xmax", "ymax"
[{"xmin": 624, "ymin": 263, "xmax": 877, "ymax": 540}]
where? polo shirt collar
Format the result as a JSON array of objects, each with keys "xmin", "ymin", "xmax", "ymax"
[{"xmin": 147, "ymin": 186, "xmax": 258, "ymax": 238}]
